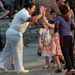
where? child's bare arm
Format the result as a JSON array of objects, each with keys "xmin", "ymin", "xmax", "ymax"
[{"xmin": 43, "ymin": 17, "xmax": 54, "ymax": 29}]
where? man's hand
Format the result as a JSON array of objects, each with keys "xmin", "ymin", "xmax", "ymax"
[{"xmin": 40, "ymin": 6, "xmax": 46, "ymax": 14}]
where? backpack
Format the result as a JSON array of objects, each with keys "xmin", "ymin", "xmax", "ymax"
[{"xmin": 68, "ymin": 0, "xmax": 75, "ymax": 10}]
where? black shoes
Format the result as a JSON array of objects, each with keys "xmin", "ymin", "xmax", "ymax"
[{"xmin": 55, "ymin": 68, "xmax": 62, "ymax": 73}]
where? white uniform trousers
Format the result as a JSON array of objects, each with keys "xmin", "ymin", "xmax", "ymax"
[{"xmin": 0, "ymin": 32, "xmax": 24, "ymax": 72}]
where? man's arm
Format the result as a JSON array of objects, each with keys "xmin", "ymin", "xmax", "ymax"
[
  {"xmin": 26, "ymin": 13, "xmax": 43, "ymax": 23},
  {"xmin": 0, "ymin": 1, "xmax": 10, "ymax": 19},
  {"xmin": 27, "ymin": 7, "xmax": 46, "ymax": 24}
]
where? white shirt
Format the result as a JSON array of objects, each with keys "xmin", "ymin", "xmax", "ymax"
[{"xmin": 7, "ymin": 8, "xmax": 31, "ymax": 36}]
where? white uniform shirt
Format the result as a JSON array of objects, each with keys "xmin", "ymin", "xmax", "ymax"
[{"xmin": 7, "ymin": 8, "xmax": 31, "ymax": 36}]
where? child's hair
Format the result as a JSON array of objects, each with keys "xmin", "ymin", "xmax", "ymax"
[
  {"xmin": 11, "ymin": 12, "xmax": 17, "ymax": 16},
  {"xmin": 10, "ymin": 11, "xmax": 18, "ymax": 22},
  {"xmin": 13, "ymin": 7, "xmax": 19, "ymax": 11},
  {"xmin": 59, "ymin": 3, "xmax": 70, "ymax": 15},
  {"xmin": 50, "ymin": 9, "xmax": 56, "ymax": 14},
  {"xmin": 40, "ymin": 19, "xmax": 45, "ymax": 28}
]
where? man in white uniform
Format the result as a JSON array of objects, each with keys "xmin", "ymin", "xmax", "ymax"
[{"xmin": 0, "ymin": 3, "xmax": 44, "ymax": 74}]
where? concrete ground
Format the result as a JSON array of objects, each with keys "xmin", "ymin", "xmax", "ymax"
[
  {"xmin": 0, "ymin": 19, "xmax": 73, "ymax": 75},
  {"xmin": 0, "ymin": 43, "xmax": 67, "ymax": 75}
]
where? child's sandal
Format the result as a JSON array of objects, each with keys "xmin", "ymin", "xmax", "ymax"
[
  {"xmin": 11, "ymin": 64, "xmax": 15, "ymax": 70},
  {"xmin": 43, "ymin": 65, "xmax": 50, "ymax": 69}
]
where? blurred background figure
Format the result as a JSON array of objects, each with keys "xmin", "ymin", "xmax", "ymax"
[
  {"xmin": 0, "ymin": 0, "xmax": 10, "ymax": 19},
  {"xmin": 19, "ymin": 0, "xmax": 23, "ymax": 9},
  {"xmin": 37, "ymin": 0, "xmax": 60, "ymax": 20}
]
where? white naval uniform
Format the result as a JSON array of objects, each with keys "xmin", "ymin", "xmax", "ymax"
[{"xmin": 0, "ymin": 8, "xmax": 31, "ymax": 72}]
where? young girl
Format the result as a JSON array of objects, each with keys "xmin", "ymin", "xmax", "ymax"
[
  {"xmin": 42, "ymin": 9, "xmax": 65, "ymax": 72},
  {"xmin": 39, "ymin": 18, "xmax": 54, "ymax": 69},
  {"xmin": 49, "ymin": 9, "xmax": 65, "ymax": 73}
]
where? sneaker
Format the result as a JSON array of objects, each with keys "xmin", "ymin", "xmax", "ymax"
[
  {"xmin": 0, "ymin": 61, "xmax": 8, "ymax": 73},
  {"xmin": 11, "ymin": 64, "xmax": 15, "ymax": 70},
  {"xmin": 43, "ymin": 65, "xmax": 50, "ymax": 69},
  {"xmin": 0, "ymin": 61, "xmax": 4, "ymax": 69},
  {"xmin": 55, "ymin": 68, "xmax": 62, "ymax": 73},
  {"xmin": 17, "ymin": 69, "xmax": 29, "ymax": 74},
  {"xmin": 0, "ymin": 68, "xmax": 9, "ymax": 74},
  {"xmin": 65, "ymin": 69, "xmax": 75, "ymax": 75}
]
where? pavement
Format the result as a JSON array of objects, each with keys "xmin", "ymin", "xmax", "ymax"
[
  {"xmin": 0, "ymin": 43, "xmax": 67, "ymax": 75},
  {"xmin": 0, "ymin": 19, "xmax": 67, "ymax": 75}
]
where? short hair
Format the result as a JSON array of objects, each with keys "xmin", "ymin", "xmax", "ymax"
[
  {"xmin": 59, "ymin": 4, "xmax": 70, "ymax": 15},
  {"xmin": 50, "ymin": 9, "xmax": 56, "ymax": 14},
  {"xmin": 24, "ymin": 2, "xmax": 35, "ymax": 9}
]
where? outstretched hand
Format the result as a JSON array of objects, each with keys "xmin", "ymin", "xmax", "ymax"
[
  {"xmin": 40, "ymin": 6, "xmax": 46, "ymax": 15},
  {"xmin": 40, "ymin": 6, "xmax": 45, "ymax": 13}
]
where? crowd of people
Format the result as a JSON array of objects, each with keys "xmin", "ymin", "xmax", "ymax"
[{"xmin": 0, "ymin": 0, "xmax": 75, "ymax": 75}]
